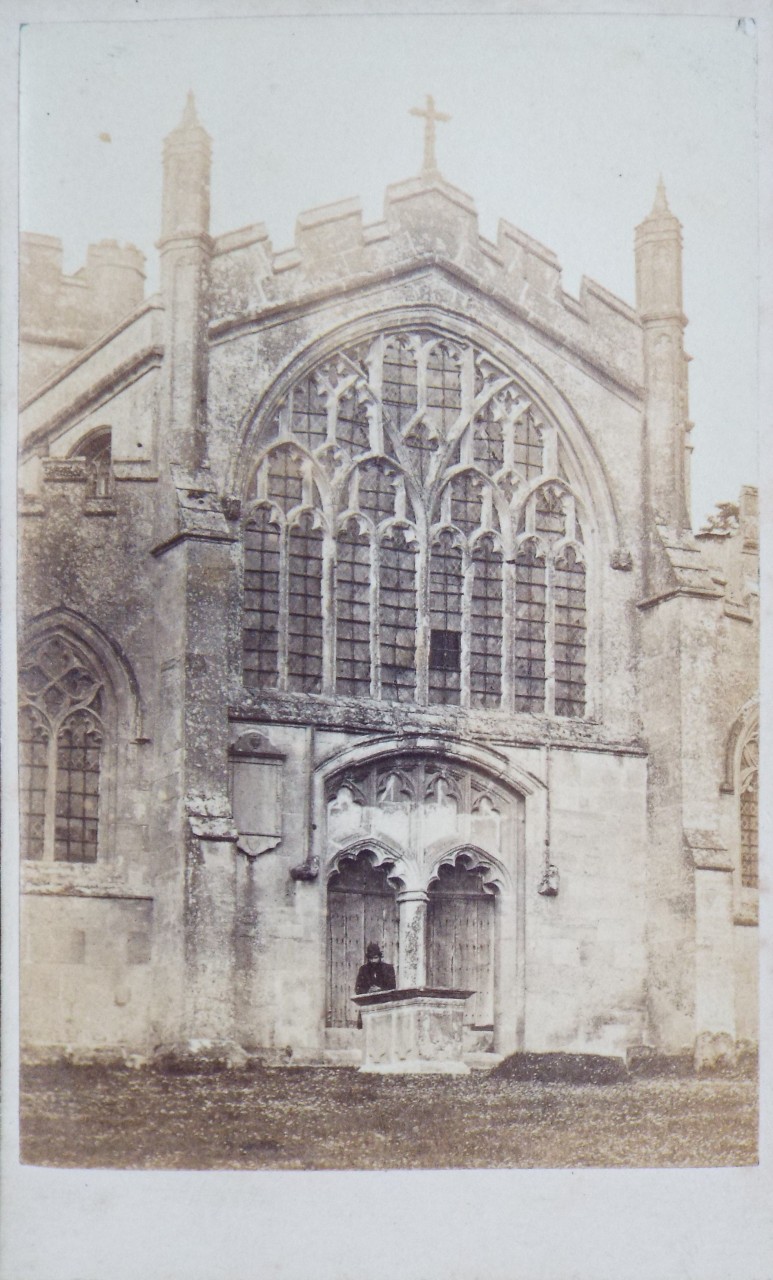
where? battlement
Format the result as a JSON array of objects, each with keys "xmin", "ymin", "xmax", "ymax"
[
  {"xmin": 20, "ymin": 233, "xmax": 146, "ymax": 399},
  {"xmin": 209, "ymin": 172, "xmax": 643, "ymax": 392}
]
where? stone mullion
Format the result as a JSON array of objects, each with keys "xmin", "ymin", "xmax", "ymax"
[
  {"xmin": 321, "ymin": 526, "xmax": 337, "ymax": 694},
  {"xmin": 415, "ymin": 526, "xmax": 430, "ymax": 705},
  {"xmin": 42, "ymin": 726, "xmax": 59, "ymax": 862},
  {"xmin": 545, "ymin": 552, "xmax": 556, "ymax": 716},
  {"xmin": 276, "ymin": 523, "xmax": 290, "ymax": 691},
  {"xmin": 371, "ymin": 534, "xmax": 381, "ymax": 700},
  {"xmin": 502, "ymin": 555, "xmax": 516, "ymax": 715},
  {"xmin": 460, "ymin": 547, "xmax": 473, "ymax": 709}
]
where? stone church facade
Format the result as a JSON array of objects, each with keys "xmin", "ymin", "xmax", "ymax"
[{"xmin": 18, "ymin": 97, "xmax": 758, "ymax": 1067}]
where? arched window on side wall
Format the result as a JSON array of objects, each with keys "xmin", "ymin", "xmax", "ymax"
[
  {"xmin": 739, "ymin": 722, "xmax": 759, "ymax": 890},
  {"xmin": 18, "ymin": 634, "xmax": 106, "ymax": 863}
]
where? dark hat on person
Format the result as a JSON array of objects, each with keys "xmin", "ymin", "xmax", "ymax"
[{"xmin": 365, "ymin": 942, "xmax": 382, "ymax": 959}]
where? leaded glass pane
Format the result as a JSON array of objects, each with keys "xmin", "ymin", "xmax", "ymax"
[
  {"xmin": 336, "ymin": 388, "xmax": 370, "ymax": 455},
  {"xmin": 425, "ymin": 342, "xmax": 461, "ymax": 433},
  {"xmin": 514, "ymin": 541, "xmax": 546, "ymax": 713},
  {"xmin": 287, "ymin": 516, "xmax": 324, "ymax": 692},
  {"xmin": 19, "ymin": 705, "xmax": 48, "ymax": 861},
  {"xmin": 336, "ymin": 524, "xmax": 372, "ymax": 697},
  {"xmin": 379, "ymin": 529, "xmax": 417, "ymax": 702},
  {"xmin": 54, "ymin": 712, "xmax": 102, "ymax": 863},
  {"xmin": 470, "ymin": 538, "xmax": 503, "ymax": 708},
  {"xmin": 356, "ymin": 460, "xmax": 397, "ymax": 525},
  {"xmin": 429, "ymin": 533, "xmax": 463, "ymax": 705},
  {"xmin": 266, "ymin": 447, "xmax": 304, "ymax": 512},
  {"xmin": 243, "ymin": 508, "xmax": 281, "ymax": 689},
  {"xmin": 382, "ymin": 338, "xmax": 418, "ymax": 432},
  {"xmin": 291, "ymin": 376, "xmax": 327, "ymax": 448},
  {"xmin": 554, "ymin": 546, "xmax": 586, "ymax": 718}
]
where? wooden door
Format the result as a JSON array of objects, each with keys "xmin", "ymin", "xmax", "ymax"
[
  {"xmin": 327, "ymin": 851, "xmax": 399, "ymax": 1027},
  {"xmin": 427, "ymin": 862, "xmax": 496, "ymax": 1027}
]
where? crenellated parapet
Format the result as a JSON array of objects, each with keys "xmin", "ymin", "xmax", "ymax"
[
  {"xmin": 208, "ymin": 172, "xmax": 643, "ymax": 395},
  {"xmin": 20, "ymin": 234, "xmax": 146, "ymax": 401}
]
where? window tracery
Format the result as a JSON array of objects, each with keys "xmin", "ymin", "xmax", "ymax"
[
  {"xmin": 739, "ymin": 725, "xmax": 758, "ymax": 890},
  {"xmin": 18, "ymin": 635, "xmax": 105, "ymax": 863},
  {"xmin": 243, "ymin": 327, "xmax": 589, "ymax": 716}
]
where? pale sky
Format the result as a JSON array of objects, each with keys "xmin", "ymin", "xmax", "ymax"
[{"xmin": 19, "ymin": 14, "xmax": 759, "ymax": 527}]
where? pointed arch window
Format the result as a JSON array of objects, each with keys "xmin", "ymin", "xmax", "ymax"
[
  {"xmin": 242, "ymin": 325, "xmax": 591, "ymax": 719},
  {"xmin": 739, "ymin": 726, "xmax": 758, "ymax": 890},
  {"xmin": 18, "ymin": 635, "xmax": 106, "ymax": 863}
]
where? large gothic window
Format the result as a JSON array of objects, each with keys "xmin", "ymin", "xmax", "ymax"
[
  {"xmin": 18, "ymin": 635, "xmax": 106, "ymax": 863},
  {"xmin": 242, "ymin": 327, "xmax": 589, "ymax": 716}
]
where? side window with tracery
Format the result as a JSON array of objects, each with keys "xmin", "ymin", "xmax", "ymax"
[
  {"xmin": 739, "ymin": 724, "xmax": 759, "ymax": 890},
  {"xmin": 18, "ymin": 635, "xmax": 106, "ymax": 863},
  {"xmin": 241, "ymin": 326, "xmax": 590, "ymax": 718}
]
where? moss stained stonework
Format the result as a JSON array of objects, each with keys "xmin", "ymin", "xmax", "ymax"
[{"xmin": 18, "ymin": 97, "xmax": 758, "ymax": 1069}]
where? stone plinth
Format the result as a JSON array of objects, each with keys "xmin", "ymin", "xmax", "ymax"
[{"xmin": 352, "ymin": 988, "xmax": 473, "ymax": 1074}]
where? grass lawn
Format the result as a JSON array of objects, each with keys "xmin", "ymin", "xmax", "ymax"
[{"xmin": 20, "ymin": 1063, "xmax": 757, "ymax": 1170}]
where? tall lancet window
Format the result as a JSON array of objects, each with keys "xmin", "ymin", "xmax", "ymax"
[
  {"xmin": 287, "ymin": 513, "xmax": 324, "ymax": 693},
  {"xmin": 243, "ymin": 508, "xmax": 281, "ymax": 688},
  {"xmin": 379, "ymin": 526, "xmax": 418, "ymax": 702},
  {"xmin": 18, "ymin": 635, "xmax": 105, "ymax": 863},
  {"xmin": 514, "ymin": 540, "xmax": 547, "ymax": 713},
  {"xmin": 242, "ymin": 325, "xmax": 591, "ymax": 718},
  {"xmin": 429, "ymin": 532, "xmax": 464, "ymax": 705},
  {"xmin": 554, "ymin": 546, "xmax": 587, "ymax": 717},
  {"xmin": 470, "ymin": 536, "xmax": 503, "ymax": 708},
  {"xmin": 335, "ymin": 520, "xmax": 372, "ymax": 697}
]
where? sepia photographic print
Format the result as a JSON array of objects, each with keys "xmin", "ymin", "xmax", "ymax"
[{"xmin": 2, "ymin": 3, "xmax": 770, "ymax": 1278}]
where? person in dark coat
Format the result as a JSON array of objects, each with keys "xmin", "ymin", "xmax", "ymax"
[{"xmin": 355, "ymin": 942, "xmax": 396, "ymax": 996}]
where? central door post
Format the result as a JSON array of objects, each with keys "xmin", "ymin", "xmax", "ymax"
[{"xmin": 396, "ymin": 889, "xmax": 429, "ymax": 987}]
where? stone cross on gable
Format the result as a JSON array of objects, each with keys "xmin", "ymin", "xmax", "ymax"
[{"xmin": 409, "ymin": 94, "xmax": 451, "ymax": 176}]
